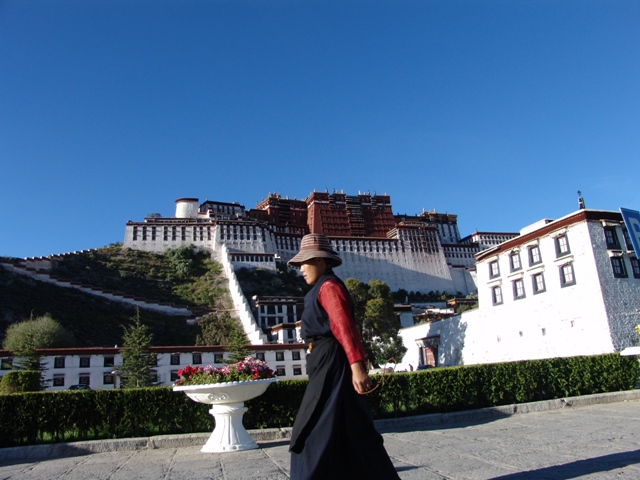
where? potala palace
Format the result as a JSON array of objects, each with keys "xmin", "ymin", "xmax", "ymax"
[
  {"xmin": 3, "ymin": 190, "xmax": 639, "ymax": 390},
  {"xmin": 124, "ymin": 191, "xmax": 513, "ymax": 295}
]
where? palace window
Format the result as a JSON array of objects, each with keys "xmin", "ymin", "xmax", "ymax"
[
  {"xmin": 104, "ymin": 356, "xmax": 115, "ymax": 367},
  {"xmin": 532, "ymin": 273, "xmax": 546, "ymax": 294},
  {"xmin": 54, "ymin": 356, "xmax": 65, "ymax": 368},
  {"xmin": 623, "ymin": 228, "xmax": 633, "ymax": 250},
  {"xmin": 292, "ymin": 351, "xmax": 301, "ymax": 361},
  {"xmin": 103, "ymin": 374, "xmax": 115, "ymax": 385},
  {"xmin": 214, "ymin": 353, "xmax": 224, "ymax": 364},
  {"xmin": 560, "ymin": 263, "xmax": 576, "ymax": 287},
  {"xmin": 604, "ymin": 227, "xmax": 621, "ymax": 249},
  {"xmin": 293, "ymin": 365, "xmax": 303, "ymax": 376},
  {"xmin": 630, "ymin": 258, "xmax": 640, "ymax": 279},
  {"xmin": 510, "ymin": 252, "xmax": 522, "ymax": 272},
  {"xmin": 192, "ymin": 353, "xmax": 202, "ymax": 365},
  {"xmin": 255, "ymin": 352, "xmax": 265, "ymax": 361},
  {"xmin": 53, "ymin": 375, "xmax": 65, "ymax": 387},
  {"xmin": 78, "ymin": 375, "xmax": 90, "ymax": 386},
  {"xmin": 555, "ymin": 234, "xmax": 570, "ymax": 257},
  {"xmin": 491, "ymin": 286, "xmax": 503, "ymax": 306},
  {"xmin": 489, "ymin": 261, "xmax": 500, "ymax": 278},
  {"xmin": 80, "ymin": 357, "xmax": 90, "ymax": 368},
  {"xmin": 1, "ymin": 358, "xmax": 13, "ymax": 370},
  {"xmin": 276, "ymin": 351, "xmax": 285, "ymax": 361},
  {"xmin": 170, "ymin": 353, "xmax": 181, "ymax": 365},
  {"xmin": 513, "ymin": 279, "xmax": 525, "ymax": 299},
  {"xmin": 611, "ymin": 257, "xmax": 627, "ymax": 278},
  {"xmin": 528, "ymin": 245, "xmax": 542, "ymax": 266},
  {"xmin": 276, "ymin": 366, "xmax": 286, "ymax": 377}
]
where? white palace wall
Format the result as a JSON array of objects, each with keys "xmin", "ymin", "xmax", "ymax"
[{"xmin": 125, "ymin": 221, "xmax": 476, "ymax": 295}]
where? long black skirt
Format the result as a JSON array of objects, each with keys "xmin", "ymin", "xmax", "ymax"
[{"xmin": 289, "ymin": 337, "xmax": 399, "ymax": 480}]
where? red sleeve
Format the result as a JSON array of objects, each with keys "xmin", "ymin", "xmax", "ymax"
[{"xmin": 318, "ymin": 279, "xmax": 366, "ymax": 365}]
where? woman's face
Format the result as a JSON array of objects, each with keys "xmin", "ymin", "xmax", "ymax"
[{"xmin": 300, "ymin": 258, "xmax": 328, "ymax": 285}]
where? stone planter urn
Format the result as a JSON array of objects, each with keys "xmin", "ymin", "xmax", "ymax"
[{"xmin": 173, "ymin": 377, "xmax": 277, "ymax": 453}]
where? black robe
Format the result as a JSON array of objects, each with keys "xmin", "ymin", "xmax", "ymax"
[{"xmin": 289, "ymin": 272, "xmax": 399, "ymax": 480}]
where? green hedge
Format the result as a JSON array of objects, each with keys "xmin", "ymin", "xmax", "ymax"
[
  {"xmin": 369, "ymin": 353, "xmax": 639, "ymax": 418},
  {"xmin": 0, "ymin": 370, "xmax": 41, "ymax": 394},
  {"xmin": 0, "ymin": 354, "xmax": 637, "ymax": 448}
]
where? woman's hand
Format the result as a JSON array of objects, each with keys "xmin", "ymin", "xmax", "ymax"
[{"xmin": 351, "ymin": 361, "xmax": 372, "ymax": 394}]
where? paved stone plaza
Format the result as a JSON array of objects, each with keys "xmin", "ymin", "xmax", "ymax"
[{"xmin": 1, "ymin": 391, "xmax": 639, "ymax": 479}]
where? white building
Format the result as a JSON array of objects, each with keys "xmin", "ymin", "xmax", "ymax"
[
  {"xmin": 0, "ymin": 344, "xmax": 308, "ymax": 390},
  {"xmin": 399, "ymin": 208, "xmax": 640, "ymax": 369}
]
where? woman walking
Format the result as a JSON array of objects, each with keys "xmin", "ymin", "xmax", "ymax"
[{"xmin": 288, "ymin": 234, "xmax": 400, "ymax": 480}]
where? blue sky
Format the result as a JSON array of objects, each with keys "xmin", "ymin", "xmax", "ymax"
[{"xmin": 1, "ymin": 0, "xmax": 638, "ymax": 258}]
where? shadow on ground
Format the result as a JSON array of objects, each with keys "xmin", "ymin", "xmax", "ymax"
[{"xmin": 490, "ymin": 449, "xmax": 640, "ymax": 480}]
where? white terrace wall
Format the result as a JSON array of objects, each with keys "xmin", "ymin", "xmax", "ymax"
[
  {"xmin": 126, "ymin": 221, "xmax": 477, "ymax": 295},
  {"xmin": 218, "ymin": 244, "xmax": 269, "ymax": 345}
]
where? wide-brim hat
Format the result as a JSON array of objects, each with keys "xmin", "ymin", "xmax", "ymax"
[{"xmin": 288, "ymin": 233, "xmax": 342, "ymax": 268}]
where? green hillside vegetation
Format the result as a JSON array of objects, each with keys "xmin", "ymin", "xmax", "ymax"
[
  {"xmin": 50, "ymin": 244, "xmax": 229, "ymax": 308},
  {"xmin": 0, "ymin": 245, "xmax": 232, "ymax": 348},
  {"xmin": 235, "ymin": 264, "xmax": 310, "ymax": 299}
]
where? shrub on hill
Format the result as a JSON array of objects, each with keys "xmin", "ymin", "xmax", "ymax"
[{"xmin": 235, "ymin": 263, "xmax": 309, "ymax": 298}]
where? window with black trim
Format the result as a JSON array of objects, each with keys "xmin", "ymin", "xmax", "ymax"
[
  {"xmin": 192, "ymin": 353, "xmax": 202, "ymax": 365},
  {"xmin": 80, "ymin": 357, "xmax": 90, "ymax": 368},
  {"xmin": 604, "ymin": 227, "xmax": 621, "ymax": 249},
  {"xmin": 491, "ymin": 286, "xmax": 503, "ymax": 305},
  {"xmin": 560, "ymin": 263, "xmax": 576, "ymax": 287},
  {"xmin": 1, "ymin": 358, "xmax": 13, "ymax": 370},
  {"xmin": 170, "ymin": 370, "xmax": 179, "ymax": 382},
  {"xmin": 528, "ymin": 245, "xmax": 542, "ymax": 266},
  {"xmin": 293, "ymin": 365, "xmax": 302, "ymax": 376},
  {"xmin": 214, "ymin": 353, "xmax": 224, "ymax": 363},
  {"xmin": 631, "ymin": 258, "xmax": 640, "ymax": 279},
  {"xmin": 78, "ymin": 375, "xmax": 90, "ymax": 386},
  {"xmin": 276, "ymin": 351, "xmax": 285, "ymax": 361},
  {"xmin": 489, "ymin": 261, "xmax": 500, "ymax": 278},
  {"xmin": 103, "ymin": 374, "xmax": 114, "ymax": 385},
  {"xmin": 510, "ymin": 252, "xmax": 522, "ymax": 272},
  {"xmin": 54, "ymin": 357, "xmax": 65, "ymax": 368},
  {"xmin": 292, "ymin": 351, "xmax": 301, "ymax": 361},
  {"xmin": 276, "ymin": 366, "xmax": 286, "ymax": 376},
  {"xmin": 170, "ymin": 353, "xmax": 181, "ymax": 365},
  {"xmin": 513, "ymin": 279, "xmax": 525, "ymax": 299},
  {"xmin": 555, "ymin": 234, "xmax": 570, "ymax": 257},
  {"xmin": 255, "ymin": 352, "xmax": 265, "ymax": 361},
  {"xmin": 532, "ymin": 273, "xmax": 546, "ymax": 294},
  {"xmin": 104, "ymin": 356, "xmax": 114, "ymax": 367},
  {"xmin": 611, "ymin": 257, "xmax": 627, "ymax": 278},
  {"xmin": 623, "ymin": 229, "xmax": 634, "ymax": 250},
  {"xmin": 53, "ymin": 375, "xmax": 65, "ymax": 387}
]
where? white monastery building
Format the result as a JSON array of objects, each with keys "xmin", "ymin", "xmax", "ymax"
[{"xmin": 399, "ymin": 206, "xmax": 640, "ymax": 370}]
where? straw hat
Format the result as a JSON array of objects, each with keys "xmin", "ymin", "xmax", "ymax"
[{"xmin": 288, "ymin": 233, "xmax": 342, "ymax": 268}]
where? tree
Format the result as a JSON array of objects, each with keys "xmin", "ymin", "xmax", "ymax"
[
  {"xmin": 196, "ymin": 312, "xmax": 251, "ymax": 362},
  {"xmin": 120, "ymin": 309, "xmax": 156, "ymax": 388},
  {"xmin": 164, "ymin": 246, "xmax": 195, "ymax": 278},
  {"xmin": 2, "ymin": 313, "xmax": 75, "ymax": 372},
  {"xmin": 344, "ymin": 278, "xmax": 407, "ymax": 368},
  {"xmin": 196, "ymin": 312, "xmax": 243, "ymax": 345},
  {"xmin": 226, "ymin": 330, "xmax": 252, "ymax": 363}
]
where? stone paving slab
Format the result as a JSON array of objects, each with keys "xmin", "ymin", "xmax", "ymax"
[{"xmin": 1, "ymin": 390, "xmax": 640, "ymax": 479}]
